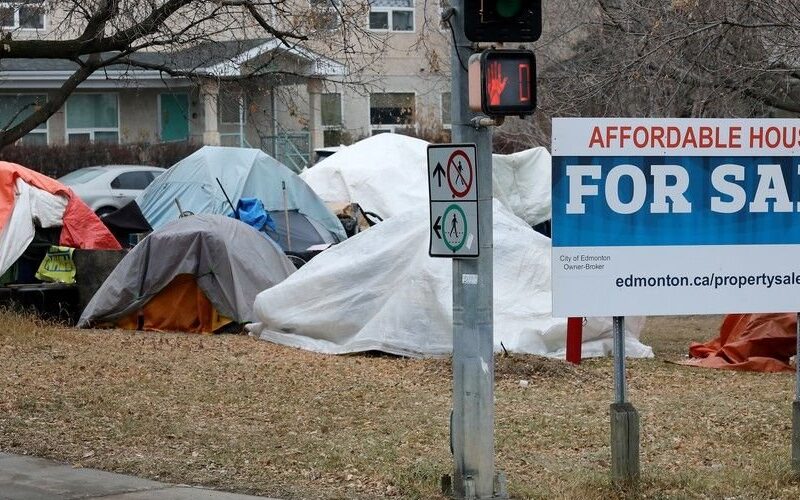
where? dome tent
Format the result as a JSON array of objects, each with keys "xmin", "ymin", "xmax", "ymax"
[
  {"xmin": 78, "ymin": 214, "xmax": 295, "ymax": 333},
  {"xmin": 137, "ymin": 146, "xmax": 346, "ymax": 251}
]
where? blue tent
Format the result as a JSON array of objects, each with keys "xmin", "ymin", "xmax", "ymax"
[{"xmin": 137, "ymin": 147, "xmax": 346, "ymax": 251}]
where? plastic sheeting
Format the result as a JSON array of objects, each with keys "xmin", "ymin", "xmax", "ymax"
[
  {"xmin": 685, "ymin": 313, "xmax": 798, "ymax": 372},
  {"xmin": 300, "ymin": 134, "xmax": 552, "ymax": 226},
  {"xmin": 79, "ymin": 214, "xmax": 296, "ymax": 328},
  {"xmin": 0, "ymin": 180, "xmax": 39, "ymax": 277},
  {"xmin": 0, "ymin": 162, "xmax": 121, "ymax": 265},
  {"xmin": 248, "ymin": 201, "xmax": 651, "ymax": 358},
  {"xmin": 0, "ymin": 179, "xmax": 69, "ymax": 277},
  {"xmin": 137, "ymin": 146, "xmax": 346, "ymax": 247}
]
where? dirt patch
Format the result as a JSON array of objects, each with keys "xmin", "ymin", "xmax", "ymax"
[{"xmin": 494, "ymin": 353, "xmax": 590, "ymax": 382}]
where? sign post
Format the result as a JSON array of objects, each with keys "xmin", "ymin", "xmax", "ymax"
[
  {"xmin": 439, "ymin": 2, "xmax": 506, "ymax": 498},
  {"xmin": 794, "ymin": 313, "xmax": 800, "ymax": 474},
  {"xmin": 610, "ymin": 316, "xmax": 639, "ymax": 483}
]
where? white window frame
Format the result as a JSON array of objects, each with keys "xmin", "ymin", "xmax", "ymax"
[
  {"xmin": 0, "ymin": 92, "xmax": 49, "ymax": 145},
  {"xmin": 65, "ymin": 92, "xmax": 120, "ymax": 145},
  {"xmin": 0, "ymin": 1, "xmax": 46, "ymax": 31},
  {"xmin": 321, "ymin": 92, "xmax": 344, "ymax": 146},
  {"xmin": 368, "ymin": 91, "xmax": 416, "ymax": 135},
  {"xmin": 321, "ymin": 92, "xmax": 343, "ymax": 131},
  {"xmin": 219, "ymin": 92, "xmax": 246, "ymax": 125},
  {"xmin": 368, "ymin": 2, "xmax": 415, "ymax": 33}
]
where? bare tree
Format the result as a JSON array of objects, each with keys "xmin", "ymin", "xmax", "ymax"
[
  {"xmin": 497, "ymin": 0, "xmax": 800, "ymax": 150},
  {"xmin": 0, "ymin": 0, "xmax": 383, "ymax": 147}
]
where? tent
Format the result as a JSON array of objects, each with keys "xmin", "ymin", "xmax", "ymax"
[
  {"xmin": 300, "ymin": 134, "xmax": 552, "ymax": 226},
  {"xmin": 136, "ymin": 146, "xmax": 346, "ymax": 251},
  {"xmin": 248, "ymin": 201, "xmax": 651, "ymax": 358},
  {"xmin": 684, "ymin": 313, "xmax": 798, "ymax": 372},
  {"xmin": 78, "ymin": 214, "xmax": 295, "ymax": 333},
  {"xmin": 1, "ymin": 162, "xmax": 121, "ymax": 278}
]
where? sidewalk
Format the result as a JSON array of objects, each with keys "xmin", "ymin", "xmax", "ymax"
[{"xmin": 0, "ymin": 453, "xmax": 278, "ymax": 499}]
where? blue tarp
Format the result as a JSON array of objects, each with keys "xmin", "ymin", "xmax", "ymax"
[
  {"xmin": 136, "ymin": 147, "xmax": 346, "ymax": 245},
  {"xmin": 236, "ymin": 197, "xmax": 277, "ymax": 232}
]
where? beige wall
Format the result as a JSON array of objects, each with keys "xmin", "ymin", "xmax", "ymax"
[{"xmin": 8, "ymin": 1, "xmax": 457, "ymax": 152}]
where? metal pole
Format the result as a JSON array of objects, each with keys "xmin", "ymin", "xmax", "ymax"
[
  {"xmin": 613, "ymin": 316, "xmax": 626, "ymax": 404},
  {"xmin": 448, "ymin": 2, "xmax": 503, "ymax": 498},
  {"xmin": 271, "ymin": 88, "xmax": 278, "ymax": 157},
  {"xmin": 610, "ymin": 315, "xmax": 639, "ymax": 483},
  {"xmin": 282, "ymin": 181, "xmax": 292, "ymax": 251},
  {"xmin": 796, "ymin": 312, "xmax": 799, "ymax": 403},
  {"xmin": 792, "ymin": 312, "xmax": 800, "ymax": 474}
]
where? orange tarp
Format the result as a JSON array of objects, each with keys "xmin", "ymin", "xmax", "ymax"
[
  {"xmin": 0, "ymin": 161, "xmax": 121, "ymax": 250},
  {"xmin": 685, "ymin": 313, "xmax": 797, "ymax": 372},
  {"xmin": 116, "ymin": 274, "xmax": 232, "ymax": 333}
]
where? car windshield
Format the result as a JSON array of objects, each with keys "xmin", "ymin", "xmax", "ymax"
[{"xmin": 59, "ymin": 168, "xmax": 106, "ymax": 185}]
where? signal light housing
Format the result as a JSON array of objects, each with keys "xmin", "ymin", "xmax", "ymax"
[
  {"xmin": 464, "ymin": 0, "xmax": 542, "ymax": 42},
  {"xmin": 468, "ymin": 49, "xmax": 536, "ymax": 117}
]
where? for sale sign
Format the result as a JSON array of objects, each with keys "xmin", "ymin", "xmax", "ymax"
[{"xmin": 551, "ymin": 118, "xmax": 800, "ymax": 316}]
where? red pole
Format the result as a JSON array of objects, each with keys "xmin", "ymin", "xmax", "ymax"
[{"xmin": 566, "ymin": 317, "xmax": 583, "ymax": 365}]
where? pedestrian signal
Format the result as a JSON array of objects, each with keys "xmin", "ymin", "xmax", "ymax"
[
  {"xmin": 468, "ymin": 49, "xmax": 536, "ymax": 116},
  {"xmin": 464, "ymin": 0, "xmax": 542, "ymax": 42}
]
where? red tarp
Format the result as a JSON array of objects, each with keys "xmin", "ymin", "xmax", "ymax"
[
  {"xmin": 685, "ymin": 313, "xmax": 798, "ymax": 372},
  {"xmin": 0, "ymin": 161, "xmax": 121, "ymax": 250}
]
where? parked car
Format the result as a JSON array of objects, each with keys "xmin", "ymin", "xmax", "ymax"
[{"xmin": 59, "ymin": 165, "xmax": 166, "ymax": 216}]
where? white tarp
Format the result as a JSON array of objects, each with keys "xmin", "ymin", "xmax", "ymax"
[
  {"xmin": 300, "ymin": 134, "xmax": 552, "ymax": 226},
  {"xmin": 0, "ymin": 179, "xmax": 68, "ymax": 277},
  {"xmin": 249, "ymin": 200, "xmax": 651, "ymax": 358}
]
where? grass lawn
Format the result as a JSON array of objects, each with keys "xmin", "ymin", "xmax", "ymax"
[{"xmin": 0, "ymin": 311, "xmax": 798, "ymax": 499}]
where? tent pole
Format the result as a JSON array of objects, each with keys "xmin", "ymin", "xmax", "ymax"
[{"xmin": 282, "ymin": 181, "xmax": 292, "ymax": 251}]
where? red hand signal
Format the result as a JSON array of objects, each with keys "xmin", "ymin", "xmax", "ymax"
[{"xmin": 487, "ymin": 61, "xmax": 508, "ymax": 106}]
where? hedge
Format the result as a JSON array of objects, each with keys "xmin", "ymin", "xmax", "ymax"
[{"xmin": 0, "ymin": 142, "xmax": 203, "ymax": 178}]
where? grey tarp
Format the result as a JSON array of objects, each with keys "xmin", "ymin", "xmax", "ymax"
[{"xmin": 78, "ymin": 214, "xmax": 295, "ymax": 327}]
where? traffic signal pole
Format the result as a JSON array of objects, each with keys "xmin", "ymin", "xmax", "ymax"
[{"xmin": 447, "ymin": 2, "xmax": 507, "ymax": 498}]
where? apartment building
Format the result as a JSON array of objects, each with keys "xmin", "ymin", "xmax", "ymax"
[{"xmin": 0, "ymin": 1, "xmax": 452, "ymax": 169}]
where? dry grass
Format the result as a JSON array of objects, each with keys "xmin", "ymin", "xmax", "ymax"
[{"xmin": 0, "ymin": 309, "xmax": 798, "ymax": 499}]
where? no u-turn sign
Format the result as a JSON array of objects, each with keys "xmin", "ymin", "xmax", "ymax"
[{"xmin": 428, "ymin": 144, "xmax": 479, "ymax": 257}]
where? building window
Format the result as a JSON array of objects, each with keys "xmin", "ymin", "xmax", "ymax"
[
  {"xmin": 321, "ymin": 93, "xmax": 342, "ymax": 127},
  {"xmin": 310, "ymin": 0, "xmax": 341, "ymax": 29},
  {"xmin": 369, "ymin": 0, "xmax": 414, "ymax": 32},
  {"xmin": 321, "ymin": 93, "xmax": 343, "ymax": 147},
  {"xmin": 441, "ymin": 92, "xmax": 451, "ymax": 128},
  {"xmin": 66, "ymin": 93, "xmax": 119, "ymax": 144},
  {"xmin": 370, "ymin": 92, "xmax": 415, "ymax": 133},
  {"xmin": 0, "ymin": 1, "xmax": 44, "ymax": 29},
  {"xmin": 219, "ymin": 92, "xmax": 245, "ymax": 124},
  {"xmin": 0, "ymin": 94, "xmax": 48, "ymax": 145},
  {"xmin": 439, "ymin": 0, "xmax": 450, "ymax": 30}
]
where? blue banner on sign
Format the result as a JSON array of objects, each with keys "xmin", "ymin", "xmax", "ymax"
[{"xmin": 552, "ymin": 156, "xmax": 800, "ymax": 247}]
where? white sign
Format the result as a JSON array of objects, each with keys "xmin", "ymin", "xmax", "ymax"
[
  {"xmin": 428, "ymin": 144, "xmax": 479, "ymax": 257},
  {"xmin": 551, "ymin": 118, "xmax": 800, "ymax": 316}
]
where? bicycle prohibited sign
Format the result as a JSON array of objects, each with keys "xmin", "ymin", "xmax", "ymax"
[{"xmin": 428, "ymin": 144, "xmax": 479, "ymax": 257}]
